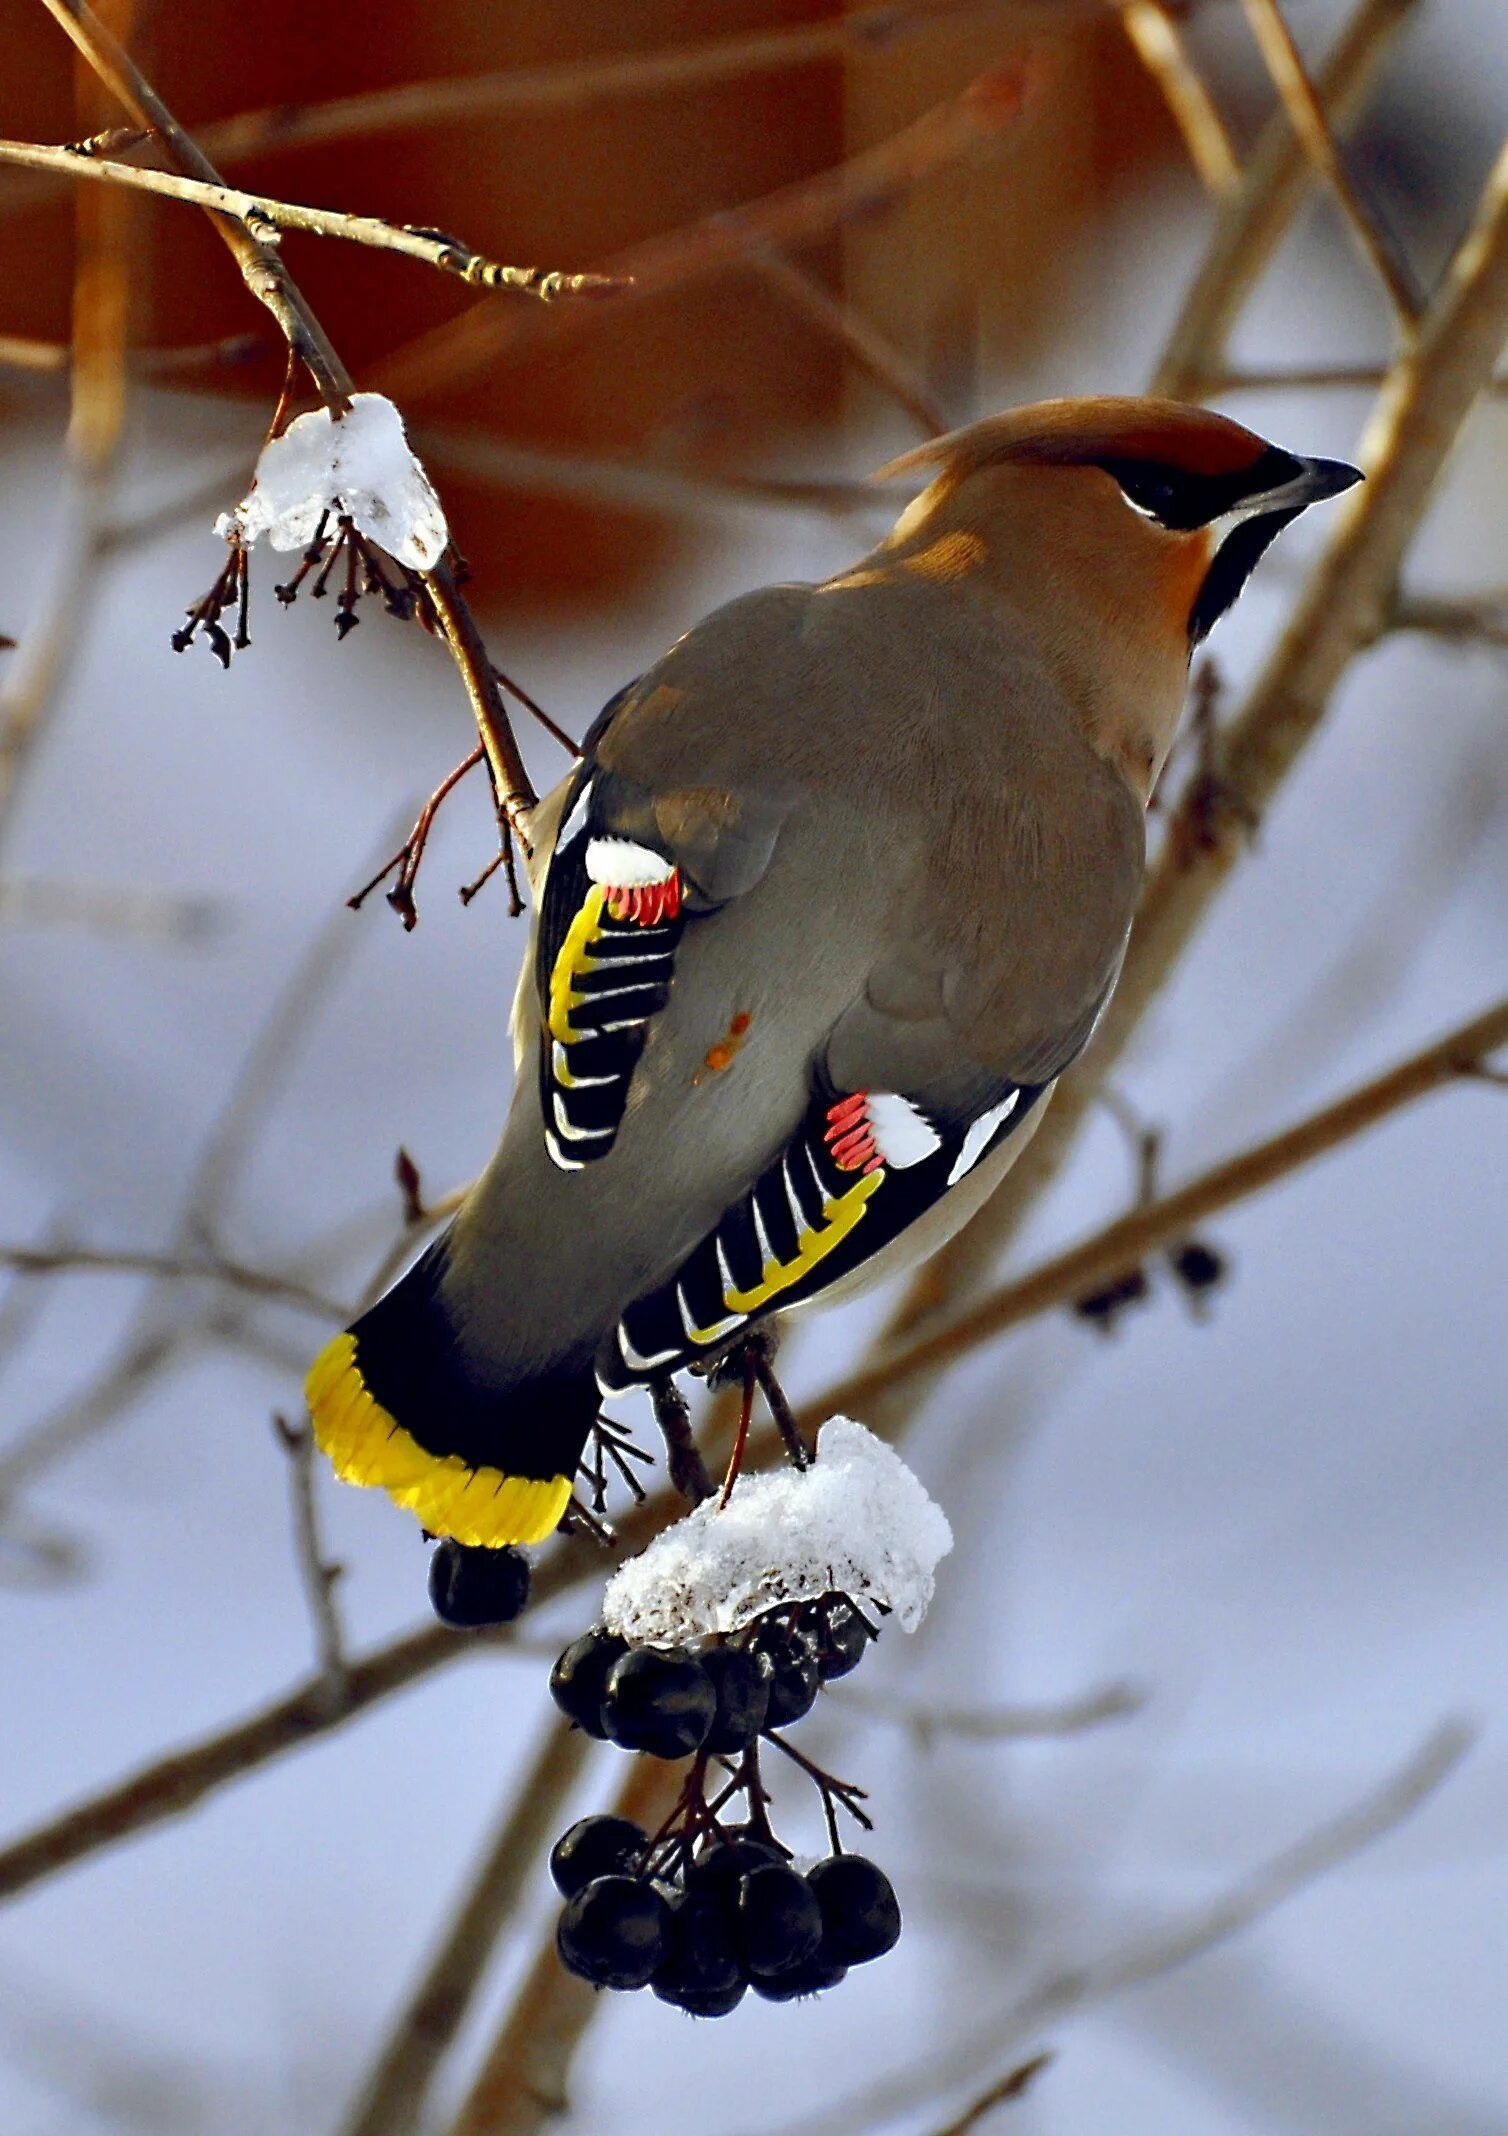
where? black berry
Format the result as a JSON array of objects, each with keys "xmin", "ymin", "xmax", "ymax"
[
  {"xmin": 808, "ymin": 1855, "xmax": 901, "ymax": 1965},
  {"xmin": 737, "ymin": 1862, "xmax": 824, "ymax": 1979},
  {"xmin": 749, "ymin": 1622, "xmax": 820, "ymax": 1728},
  {"xmin": 603, "ymin": 1648, "xmax": 717, "ymax": 1759},
  {"xmin": 660, "ymin": 1976, "xmax": 747, "ymax": 2017},
  {"xmin": 652, "ymin": 1885, "xmax": 746, "ymax": 2013},
  {"xmin": 753, "ymin": 1951, "xmax": 848, "ymax": 2001},
  {"xmin": 1072, "ymin": 1265, "xmax": 1150, "ymax": 1333},
  {"xmin": 427, "ymin": 1540, "xmax": 530, "ymax": 1628},
  {"xmin": 549, "ymin": 1628, "xmax": 629, "ymax": 1739},
  {"xmin": 549, "ymin": 1816, "xmax": 646, "ymax": 1898},
  {"xmin": 687, "ymin": 1833, "xmax": 787, "ymax": 1916},
  {"xmin": 1171, "ymin": 1239, "xmax": 1227, "ymax": 1293},
  {"xmin": 816, "ymin": 1597, "xmax": 872, "ymax": 1681},
  {"xmin": 556, "ymin": 1875, "xmax": 668, "ymax": 1990},
  {"xmin": 701, "ymin": 1644, "xmax": 772, "ymax": 1753}
]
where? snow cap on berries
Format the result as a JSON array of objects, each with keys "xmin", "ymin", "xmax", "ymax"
[
  {"xmin": 603, "ymin": 1417, "xmax": 954, "ymax": 1646},
  {"xmin": 216, "ymin": 392, "xmax": 448, "ymax": 569}
]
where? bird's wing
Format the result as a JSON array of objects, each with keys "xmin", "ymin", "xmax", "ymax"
[{"xmin": 532, "ymin": 687, "xmax": 791, "ymax": 1174}]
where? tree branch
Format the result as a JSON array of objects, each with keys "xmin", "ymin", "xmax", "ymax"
[
  {"xmin": 1237, "ymin": 0, "xmax": 1420, "ymax": 325},
  {"xmin": 373, "ymin": 67, "xmax": 1032, "ymax": 403},
  {"xmin": 1121, "ymin": 1, "xmax": 1241, "ymax": 201},
  {"xmin": 809, "ymin": 997, "xmax": 1508, "ymax": 1422},
  {"xmin": 35, "ymin": 0, "xmax": 539, "ymax": 831},
  {"xmin": 338, "ymin": 1723, "xmax": 596, "ymax": 2136},
  {"xmin": 0, "ymin": 1243, "xmax": 344, "ymax": 1320},
  {"xmin": 0, "ymin": 137, "xmax": 626, "ymax": 301},
  {"xmin": 1151, "ymin": 0, "xmax": 1422, "ymax": 400},
  {"xmin": 446, "ymin": 1753, "xmax": 690, "ymax": 2136}
]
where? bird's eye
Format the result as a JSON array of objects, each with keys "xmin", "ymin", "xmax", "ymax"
[{"xmin": 1098, "ymin": 459, "xmax": 1191, "ymax": 528}]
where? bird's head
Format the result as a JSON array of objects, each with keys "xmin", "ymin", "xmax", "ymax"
[
  {"xmin": 876, "ymin": 396, "xmax": 1361, "ymax": 649},
  {"xmin": 869, "ymin": 397, "xmax": 1361, "ymax": 793}
]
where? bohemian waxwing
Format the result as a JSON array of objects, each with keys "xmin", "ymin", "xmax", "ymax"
[{"xmin": 307, "ymin": 397, "xmax": 1360, "ymax": 1548}]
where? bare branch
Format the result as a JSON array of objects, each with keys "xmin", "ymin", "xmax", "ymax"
[
  {"xmin": 751, "ymin": 247, "xmax": 949, "ymax": 435},
  {"xmin": 338, "ymin": 1725, "xmax": 595, "ymax": 2136},
  {"xmin": 0, "ymin": 327, "xmax": 261, "ymax": 376},
  {"xmin": 36, "ymin": 0, "xmax": 539, "ymax": 831},
  {"xmin": 1152, "ymin": 0, "xmax": 1422, "ymax": 399},
  {"xmin": 0, "ymin": 1243, "xmax": 343, "ymax": 1320},
  {"xmin": 0, "ymin": 137, "xmax": 627, "ymax": 301},
  {"xmin": 835, "ymin": 1679, "xmax": 1146, "ymax": 1746},
  {"xmin": 1237, "ymin": 0, "xmax": 1420, "ymax": 325},
  {"xmin": 374, "ymin": 67, "xmax": 1033, "ymax": 403},
  {"xmin": 931, "ymin": 2054, "xmax": 1054, "ymax": 2136},
  {"xmin": 1121, "ymin": 1, "xmax": 1241, "ymax": 201},
  {"xmin": 447, "ymin": 1754, "xmax": 690, "ymax": 2136},
  {"xmin": 813, "ymin": 1722, "xmax": 1475, "ymax": 2136},
  {"xmin": 272, "ymin": 1415, "xmax": 349, "ymax": 1706},
  {"xmin": 808, "ymin": 997, "xmax": 1508, "ymax": 1422}
]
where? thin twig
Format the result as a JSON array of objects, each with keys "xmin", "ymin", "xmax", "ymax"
[
  {"xmin": 1152, "ymin": 0, "xmax": 1422, "ymax": 399},
  {"xmin": 1237, "ymin": 0, "xmax": 1420, "ymax": 325},
  {"xmin": 0, "ymin": 138, "xmax": 626, "ymax": 300},
  {"xmin": 751, "ymin": 246, "xmax": 949, "ymax": 435},
  {"xmin": 338, "ymin": 1723, "xmax": 595, "ymax": 2136},
  {"xmin": 374, "ymin": 67, "xmax": 1032, "ymax": 403},
  {"xmin": 271, "ymin": 1415, "xmax": 348, "ymax": 1707},
  {"xmin": 0, "ymin": 1, "xmax": 1029, "ymax": 215},
  {"xmin": 1121, "ymin": 1, "xmax": 1241, "ymax": 200},
  {"xmin": 35, "ymin": 0, "xmax": 539, "ymax": 832},
  {"xmin": 931, "ymin": 2054, "xmax": 1054, "ymax": 2136},
  {"xmin": 0, "ymin": 327, "xmax": 261, "ymax": 375},
  {"xmin": 835, "ymin": 1679, "xmax": 1146, "ymax": 1745},
  {"xmin": 0, "ymin": 1243, "xmax": 343, "ymax": 1320},
  {"xmin": 2, "ymin": 1000, "xmax": 1498, "ymax": 1904},
  {"xmin": 808, "ymin": 998, "xmax": 1508, "ymax": 1422},
  {"xmin": 809, "ymin": 1722, "xmax": 1475, "ymax": 2136},
  {"xmin": 447, "ymin": 1755, "xmax": 689, "ymax": 2136}
]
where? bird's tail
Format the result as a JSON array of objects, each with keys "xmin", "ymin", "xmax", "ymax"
[{"xmin": 304, "ymin": 1238, "xmax": 597, "ymax": 1548}]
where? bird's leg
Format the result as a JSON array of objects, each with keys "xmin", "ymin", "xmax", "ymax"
[
  {"xmin": 648, "ymin": 1375, "xmax": 714, "ymax": 1506},
  {"xmin": 718, "ymin": 1351, "xmax": 758, "ymax": 1509},
  {"xmin": 746, "ymin": 1330, "xmax": 811, "ymax": 1471}
]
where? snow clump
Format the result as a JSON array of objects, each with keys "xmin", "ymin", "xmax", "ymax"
[
  {"xmin": 215, "ymin": 392, "xmax": 448, "ymax": 570},
  {"xmin": 603, "ymin": 1416, "xmax": 954, "ymax": 1647}
]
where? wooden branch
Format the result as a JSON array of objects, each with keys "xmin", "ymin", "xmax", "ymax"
[
  {"xmin": 1152, "ymin": 0, "xmax": 1422, "ymax": 399},
  {"xmin": 0, "ymin": 327, "xmax": 260, "ymax": 375},
  {"xmin": 35, "ymin": 0, "xmax": 539, "ymax": 826},
  {"xmin": 931, "ymin": 2056, "xmax": 1054, "ymax": 2136},
  {"xmin": 0, "ymin": 137, "xmax": 625, "ymax": 302},
  {"xmin": 804, "ymin": 998, "xmax": 1508, "ymax": 1423},
  {"xmin": 889, "ymin": 132, "xmax": 1508, "ymax": 1343},
  {"xmin": 1121, "ymin": 0, "xmax": 1241, "ymax": 200},
  {"xmin": 751, "ymin": 246, "xmax": 949, "ymax": 435},
  {"xmin": 272, "ymin": 1414, "xmax": 349, "ymax": 1706},
  {"xmin": 448, "ymin": 1754, "xmax": 690, "ymax": 2136},
  {"xmin": 812, "ymin": 1721, "xmax": 1474, "ymax": 2136},
  {"xmin": 338, "ymin": 1723, "xmax": 596, "ymax": 2136},
  {"xmin": 835, "ymin": 1679, "xmax": 1144, "ymax": 1744},
  {"xmin": 0, "ymin": 1, "xmax": 1030, "ymax": 220},
  {"xmin": 1215, "ymin": 362, "xmax": 1508, "ymax": 394},
  {"xmin": 374, "ymin": 67, "xmax": 1032, "ymax": 403},
  {"xmin": 1237, "ymin": 0, "xmax": 1419, "ymax": 325},
  {"xmin": 2, "ymin": 996, "xmax": 1498, "ymax": 1904},
  {"xmin": 0, "ymin": 1243, "xmax": 344, "ymax": 1320}
]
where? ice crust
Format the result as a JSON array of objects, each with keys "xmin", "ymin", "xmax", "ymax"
[
  {"xmin": 215, "ymin": 393, "xmax": 448, "ymax": 570},
  {"xmin": 602, "ymin": 1417, "xmax": 954, "ymax": 1646}
]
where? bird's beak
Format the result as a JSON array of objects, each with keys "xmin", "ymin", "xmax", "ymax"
[{"xmin": 1258, "ymin": 454, "xmax": 1364, "ymax": 514}]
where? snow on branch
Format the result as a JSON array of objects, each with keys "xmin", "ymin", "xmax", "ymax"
[{"xmin": 603, "ymin": 1417, "xmax": 954, "ymax": 1645}]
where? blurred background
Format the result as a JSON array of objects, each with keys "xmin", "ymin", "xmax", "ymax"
[{"xmin": 1, "ymin": 1, "xmax": 1505, "ymax": 2130}]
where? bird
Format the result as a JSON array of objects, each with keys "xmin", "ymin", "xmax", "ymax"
[{"xmin": 306, "ymin": 396, "xmax": 1360, "ymax": 1551}]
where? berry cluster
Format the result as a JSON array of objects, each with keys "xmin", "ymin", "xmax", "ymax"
[{"xmin": 546, "ymin": 1596, "xmax": 897, "ymax": 2013}]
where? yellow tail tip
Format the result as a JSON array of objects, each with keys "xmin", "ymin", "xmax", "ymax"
[{"xmin": 304, "ymin": 1334, "xmax": 571, "ymax": 1548}]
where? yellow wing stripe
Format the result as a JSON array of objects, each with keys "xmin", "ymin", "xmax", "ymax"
[
  {"xmin": 722, "ymin": 1171, "xmax": 884, "ymax": 1316},
  {"xmin": 305, "ymin": 1333, "xmax": 571, "ymax": 1548},
  {"xmin": 547, "ymin": 884, "xmax": 608, "ymax": 1044}
]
